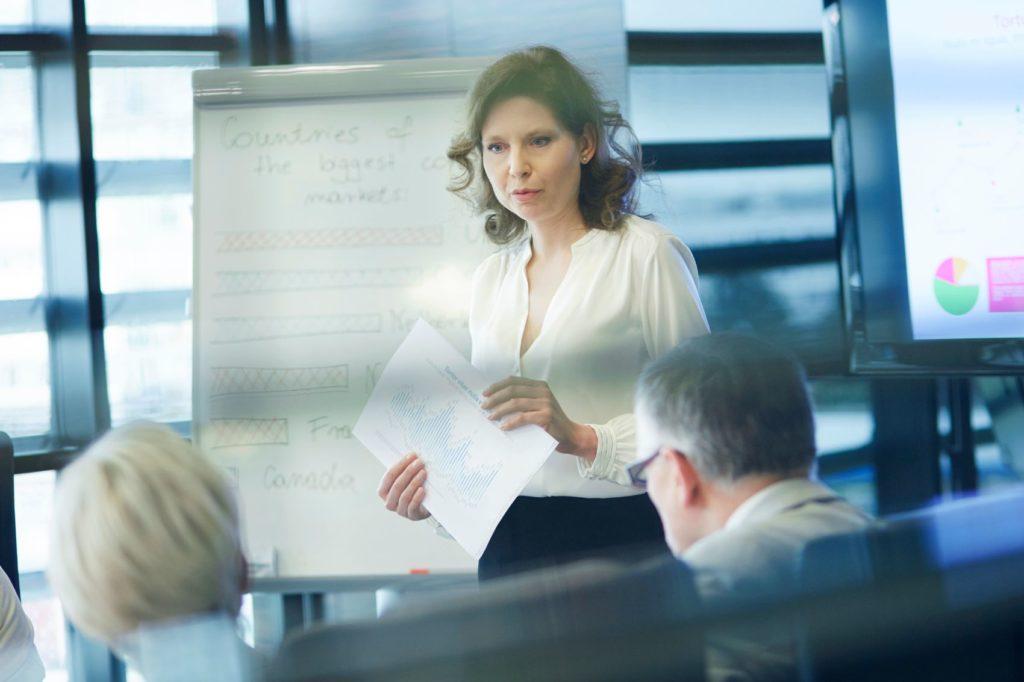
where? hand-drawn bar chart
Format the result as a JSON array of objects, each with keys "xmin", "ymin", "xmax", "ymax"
[
  {"xmin": 210, "ymin": 417, "xmax": 289, "ymax": 449},
  {"xmin": 210, "ymin": 364, "xmax": 350, "ymax": 397},
  {"xmin": 214, "ymin": 267, "xmax": 423, "ymax": 296},
  {"xmin": 217, "ymin": 226, "xmax": 443, "ymax": 252},
  {"xmin": 213, "ymin": 314, "xmax": 382, "ymax": 343}
]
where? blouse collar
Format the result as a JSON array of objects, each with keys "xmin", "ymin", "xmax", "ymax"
[{"xmin": 516, "ymin": 226, "xmax": 604, "ymax": 262}]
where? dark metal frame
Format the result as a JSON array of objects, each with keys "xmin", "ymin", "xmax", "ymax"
[
  {"xmin": 689, "ymin": 237, "xmax": 836, "ymax": 273},
  {"xmin": 643, "ymin": 139, "xmax": 830, "ymax": 171},
  {"xmin": 628, "ymin": 31, "xmax": 825, "ymax": 66}
]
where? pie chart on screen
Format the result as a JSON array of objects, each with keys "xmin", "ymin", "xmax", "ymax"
[{"xmin": 934, "ymin": 257, "xmax": 979, "ymax": 316}]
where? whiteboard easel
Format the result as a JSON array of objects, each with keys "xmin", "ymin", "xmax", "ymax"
[{"xmin": 192, "ymin": 57, "xmax": 494, "ymax": 580}]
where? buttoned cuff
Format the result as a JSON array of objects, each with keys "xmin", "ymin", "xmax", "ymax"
[{"xmin": 576, "ymin": 423, "xmax": 617, "ymax": 481}]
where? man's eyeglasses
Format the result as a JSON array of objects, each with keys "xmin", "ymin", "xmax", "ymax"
[{"xmin": 627, "ymin": 448, "xmax": 660, "ymax": 489}]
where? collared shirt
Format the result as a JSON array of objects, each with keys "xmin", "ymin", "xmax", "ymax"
[
  {"xmin": 683, "ymin": 478, "xmax": 874, "ymax": 682},
  {"xmin": 686, "ymin": 478, "xmax": 872, "ymax": 598},
  {"xmin": 724, "ymin": 478, "xmax": 858, "ymax": 533},
  {"xmin": 470, "ymin": 215, "xmax": 709, "ymax": 497},
  {"xmin": 0, "ymin": 570, "xmax": 45, "ymax": 682}
]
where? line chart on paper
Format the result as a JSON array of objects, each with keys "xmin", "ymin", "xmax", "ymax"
[
  {"xmin": 387, "ymin": 386, "xmax": 500, "ymax": 507},
  {"xmin": 353, "ymin": 319, "xmax": 557, "ymax": 559}
]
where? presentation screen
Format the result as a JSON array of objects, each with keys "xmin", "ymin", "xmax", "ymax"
[
  {"xmin": 826, "ymin": 0, "xmax": 1024, "ymax": 372},
  {"xmin": 889, "ymin": 1, "xmax": 1024, "ymax": 340}
]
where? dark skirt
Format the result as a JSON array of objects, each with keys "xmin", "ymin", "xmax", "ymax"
[{"xmin": 477, "ymin": 494, "xmax": 668, "ymax": 581}]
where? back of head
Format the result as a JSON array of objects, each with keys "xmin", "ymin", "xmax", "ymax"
[
  {"xmin": 637, "ymin": 333, "xmax": 816, "ymax": 482},
  {"xmin": 49, "ymin": 422, "xmax": 242, "ymax": 645}
]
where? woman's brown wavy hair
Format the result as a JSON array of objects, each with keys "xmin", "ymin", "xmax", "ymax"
[{"xmin": 447, "ymin": 46, "xmax": 644, "ymax": 245}]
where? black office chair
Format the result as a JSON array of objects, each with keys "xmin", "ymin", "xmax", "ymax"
[
  {"xmin": 798, "ymin": 489, "xmax": 1024, "ymax": 681},
  {"xmin": 269, "ymin": 554, "xmax": 705, "ymax": 682},
  {"xmin": 0, "ymin": 431, "xmax": 19, "ymax": 597}
]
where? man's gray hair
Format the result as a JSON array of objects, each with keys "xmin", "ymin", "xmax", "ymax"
[{"xmin": 637, "ymin": 333, "xmax": 816, "ymax": 482}]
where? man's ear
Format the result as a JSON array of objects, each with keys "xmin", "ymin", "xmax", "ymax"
[{"xmin": 667, "ymin": 449, "xmax": 702, "ymax": 508}]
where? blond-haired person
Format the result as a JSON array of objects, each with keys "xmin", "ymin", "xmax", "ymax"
[{"xmin": 48, "ymin": 422, "xmax": 259, "ymax": 681}]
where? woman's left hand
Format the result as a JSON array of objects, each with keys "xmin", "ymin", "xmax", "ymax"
[{"xmin": 482, "ymin": 376, "xmax": 597, "ymax": 461}]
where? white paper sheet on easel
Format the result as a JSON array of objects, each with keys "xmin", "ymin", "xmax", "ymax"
[{"xmin": 354, "ymin": 319, "xmax": 556, "ymax": 559}]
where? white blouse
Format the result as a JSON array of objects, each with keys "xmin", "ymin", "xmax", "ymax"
[{"xmin": 469, "ymin": 215, "xmax": 709, "ymax": 498}]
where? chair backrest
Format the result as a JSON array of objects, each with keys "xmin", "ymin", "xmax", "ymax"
[
  {"xmin": 798, "ymin": 489, "xmax": 1024, "ymax": 681},
  {"xmin": 0, "ymin": 432, "xmax": 18, "ymax": 596},
  {"xmin": 798, "ymin": 528, "xmax": 875, "ymax": 596},
  {"xmin": 803, "ymin": 487, "xmax": 1024, "ymax": 588},
  {"xmin": 270, "ymin": 554, "xmax": 704, "ymax": 682},
  {"xmin": 884, "ymin": 488, "xmax": 1024, "ymax": 575}
]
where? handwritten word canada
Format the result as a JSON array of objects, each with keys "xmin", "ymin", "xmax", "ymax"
[{"xmin": 263, "ymin": 463, "xmax": 355, "ymax": 493}]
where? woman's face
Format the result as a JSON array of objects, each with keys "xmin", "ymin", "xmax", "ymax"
[{"xmin": 480, "ymin": 96, "xmax": 593, "ymax": 230}]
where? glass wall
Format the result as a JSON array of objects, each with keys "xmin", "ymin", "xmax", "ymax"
[
  {"xmin": 1, "ymin": 4, "xmax": 231, "ymax": 678},
  {"xmin": 0, "ymin": 53, "xmax": 49, "ymax": 440},
  {"xmin": 91, "ymin": 51, "xmax": 217, "ymax": 425}
]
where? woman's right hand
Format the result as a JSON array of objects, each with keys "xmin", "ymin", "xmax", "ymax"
[{"xmin": 377, "ymin": 452, "xmax": 431, "ymax": 521}]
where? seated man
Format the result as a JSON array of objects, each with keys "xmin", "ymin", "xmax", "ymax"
[
  {"xmin": 632, "ymin": 333, "xmax": 873, "ymax": 680},
  {"xmin": 0, "ymin": 568, "xmax": 45, "ymax": 681},
  {"xmin": 48, "ymin": 422, "xmax": 260, "ymax": 681}
]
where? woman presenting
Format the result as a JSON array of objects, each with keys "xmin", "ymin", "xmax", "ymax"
[{"xmin": 379, "ymin": 46, "xmax": 709, "ymax": 580}]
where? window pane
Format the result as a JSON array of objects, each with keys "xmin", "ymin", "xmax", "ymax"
[
  {"xmin": 90, "ymin": 53, "xmax": 218, "ymax": 160},
  {"xmin": 0, "ymin": 201, "xmax": 45, "ymax": 299},
  {"xmin": 15, "ymin": 471, "xmax": 69, "ymax": 680},
  {"xmin": 98, "ymin": 194, "xmax": 192, "ymax": 294},
  {"xmin": 624, "ymin": 0, "xmax": 823, "ymax": 33},
  {"xmin": 975, "ymin": 377, "xmax": 1024, "ymax": 493},
  {"xmin": 821, "ymin": 463, "xmax": 876, "ymax": 516},
  {"xmin": 812, "ymin": 379, "xmax": 873, "ymax": 455},
  {"xmin": 15, "ymin": 471, "xmax": 54, "ymax": 576},
  {"xmin": 629, "ymin": 65, "xmax": 829, "ymax": 143},
  {"xmin": 700, "ymin": 262, "xmax": 844, "ymax": 365},
  {"xmin": 86, "ymin": 0, "xmax": 217, "ymax": 28},
  {"xmin": 0, "ymin": 2, "xmax": 32, "ymax": 27},
  {"xmin": 976, "ymin": 441, "xmax": 1022, "ymax": 493},
  {"xmin": 811, "ymin": 379, "xmax": 875, "ymax": 511},
  {"xmin": 0, "ymin": 332, "xmax": 50, "ymax": 438},
  {"xmin": 105, "ymin": 319, "xmax": 191, "ymax": 426},
  {"xmin": 641, "ymin": 166, "xmax": 835, "ymax": 248},
  {"xmin": 0, "ymin": 54, "xmax": 35, "ymax": 162}
]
